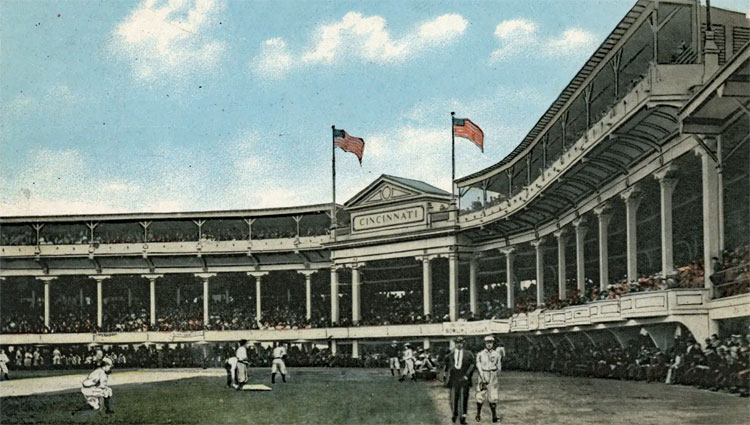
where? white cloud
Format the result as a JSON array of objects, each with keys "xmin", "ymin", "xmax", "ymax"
[
  {"xmin": 252, "ymin": 38, "xmax": 294, "ymax": 80},
  {"xmin": 545, "ymin": 28, "xmax": 597, "ymax": 57},
  {"xmin": 490, "ymin": 19, "xmax": 596, "ymax": 63},
  {"xmin": 111, "ymin": 0, "xmax": 226, "ymax": 82},
  {"xmin": 254, "ymin": 12, "xmax": 467, "ymax": 79}
]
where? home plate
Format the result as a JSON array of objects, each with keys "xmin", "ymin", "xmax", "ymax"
[{"xmin": 241, "ymin": 384, "xmax": 272, "ymax": 391}]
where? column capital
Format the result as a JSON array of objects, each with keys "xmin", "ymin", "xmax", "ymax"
[
  {"xmin": 247, "ymin": 271, "xmax": 268, "ymax": 278},
  {"xmin": 141, "ymin": 274, "xmax": 163, "ymax": 281},
  {"xmin": 499, "ymin": 247, "xmax": 515, "ymax": 256},
  {"xmin": 530, "ymin": 238, "xmax": 545, "ymax": 249},
  {"xmin": 88, "ymin": 275, "xmax": 112, "ymax": 281},
  {"xmin": 620, "ymin": 185, "xmax": 642, "ymax": 203},
  {"xmin": 416, "ymin": 254, "xmax": 439, "ymax": 262},
  {"xmin": 594, "ymin": 202, "xmax": 612, "ymax": 218},
  {"xmin": 572, "ymin": 217, "xmax": 587, "ymax": 228},
  {"xmin": 36, "ymin": 276, "xmax": 58, "ymax": 282},
  {"xmin": 553, "ymin": 228, "xmax": 567, "ymax": 239},
  {"xmin": 195, "ymin": 273, "xmax": 216, "ymax": 281},
  {"xmin": 652, "ymin": 164, "xmax": 679, "ymax": 182},
  {"xmin": 297, "ymin": 270, "xmax": 317, "ymax": 277}
]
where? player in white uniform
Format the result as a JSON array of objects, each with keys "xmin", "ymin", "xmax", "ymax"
[
  {"xmin": 53, "ymin": 348, "xmax": 62, "ymax": 367},
  {"xmin": 475, "ymin": 335, "xmax": 503, "ymax": 423},
  {"xmin": 399, "ymin": 343, "xmax": 416, "ymax": 382},
  {"xmin": 271, "ymin": 344, "xmax": 287, "ymax": 383},
  {"xmin": 235, "ymin": 340, "xmax": 250, "ymax": 390},
  {"xmin": 224, "ymin": 356, "xmax": 238, "ymax": 388},
  {"xmin": 0, "ymin": 349, "xmax": 10, "ymax": 380},
  {"xmin": 72, "ymin": 357, "xmax": 114, "ymax": 417}
]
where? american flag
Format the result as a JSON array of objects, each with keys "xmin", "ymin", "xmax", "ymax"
[
  {"xmin": 333, "ymin": 129, "xmax": 365, "ymax": 164},
  {"xmin": 453, "ymin": 117, "xmax": 484, "ymax": 152}
]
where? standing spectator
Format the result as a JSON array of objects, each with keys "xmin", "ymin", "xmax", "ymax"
[{"xmin": 445, "ymin": 337, "xmax": 475, "ymax": 424}]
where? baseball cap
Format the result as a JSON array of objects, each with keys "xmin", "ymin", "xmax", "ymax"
[
  {"xmin": 455, "ymin": 336, "xmax": 465, "ymax": 343},
  {"xmin": 484, "ymin": 336, "xmax": 495, "ymax": 342},
  {"xmin": 101, "ymin": 358, "xmax": 113, "ymax": 366}
]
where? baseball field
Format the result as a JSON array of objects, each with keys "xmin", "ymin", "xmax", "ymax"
[{"xmin": 1, "ymin": 368, "xmax": 748, "ymax": 424}]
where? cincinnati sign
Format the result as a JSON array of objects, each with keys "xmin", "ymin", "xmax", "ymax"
[{"xmin": 352, "ymin": 206, "xmax": 425, "ymax": 232}]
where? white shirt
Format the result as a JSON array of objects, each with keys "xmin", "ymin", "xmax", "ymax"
[
  {"xmin": 476, "ymin": 348, "xmax": 501, "ymax": 372},
  {"xmin": 82, "ymin": 368, "xmax": 109, "ymax": 389},
  {"xmin": 236, "ymin": 346, "xmax": 248, "ymax": 362},
  {"xmin": 0, "ymin": 353, "xmax": 9, "ymax": 364},
  {"xmin": 454, "ymin": 349, "xmax": 464, "ymax": 369},
  {"xmin": 272, "ymin": 346, "xmax": 287, "ymax": 359},
  {"xmin": 403, "ymin": 348, "xmax": 414, "ymax": 362}
]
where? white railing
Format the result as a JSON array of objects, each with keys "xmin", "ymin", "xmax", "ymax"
[{"xmin": 510, "ymin": 288, "xmax": 709, "ymax": 332}]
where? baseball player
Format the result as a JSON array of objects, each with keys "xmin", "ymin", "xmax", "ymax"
[
  {"xmin": 387, "ymin": 341, "xmax": 401, "ymax": 377},
  {"xmin": 235, "ymin": 340, "xmax": 250, "ymax": 390},
  {"xmin": 271, "ymin": 344, "xmax": 287, "ymax": 383},
  {"xmin": 72, "ymin": 357, "xmax": 114, "ymax": 417},
  {"xmin": 0, "ymin": 349, "xmax": 10, "ymax": 380},
  {"xmin": 53, "ymin": 348, "xmax": 62, "ymax": 368},
  {"xmin": 475, "ymin": 336, "xmax": 503, "ymax": 423},
  {"xmin": 224, "ymin": 356, "xmax": 238, "ymax": 388},
  {"xmin": 399, "ymin": 343, "xmax": 416, "ymax": 382}
]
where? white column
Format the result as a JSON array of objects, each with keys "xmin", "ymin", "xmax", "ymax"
[
  {"xmin": 298, "ymin": 271, "xmax": 316, "ymax": 321},
  {"xmin": 330, "ymin": 340, "xmax": 337, "ymax": 355},
  {"xmin": 531, "ymin": 239, "xmax": 545, "ymax": 306},
  {"xmin": 621, "ymin": 187, "xmax": 643, "ymax": 284},
  {"xmin": 247, "ymin": 272, "xmax": 268, "ymax": 323},
  {"xmin": 352, "ymin": 340, "xmax": 359, "ymax": 359},
  {"xmin": 330, "ymin": 267, "xmax": 339, "ymax": 324},
  {"xmin": 500, "ymin": 248, "xmax": 515, "ymax": 310},
  {"xmin": 351, "ymin": 264, "xmax": 362, "ymax": 324},
  {"xmin": 448, "ymin": 253, "xmax": 459, "ymax": 321},
  {"xmin": 573, "ymin": 218, "xmax": 588, "ymax": 295},
  {"xmin": 696, "ymin": 145, "xmax": 721, "ymax": 286},
  {"xmin": 36, "ymin": 276, "xmax": 57, "ymax": 329},
  {"xmin": 421, "ymin": 257, "xmax": 433, "ymax": 317},
  {"xmin": 195, "ymin": 273, "xmax": 215, "ymax": 326},
  {"xmin": 469, "ymin": 256, "xmax": 478, "ymax": 315},
  {"xmin": 423, "ymin": 338, "xmax": 431, "ymax": 350},
  {"xmin": 142, "ymin": 274, "xmax": 162, "ymax": 326},
  {"xmin": 654, "ymin": 166, "xmax": 679, "ymax": 277},
  {"xmin": 555, "ymin": 229, "xmax": 567, "ymax": 300},
  {"xmin": 595, "ymin": 203, "xmax": 613, "ymax": 291},
  {"xmin": 89, "ymin": 275, "xmax": 111, "ymax": 329}
]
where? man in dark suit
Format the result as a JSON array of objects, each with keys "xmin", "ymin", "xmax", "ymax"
[{"xmin": 445, "ymin": 336, "xmax": 475, "ymax": 424}]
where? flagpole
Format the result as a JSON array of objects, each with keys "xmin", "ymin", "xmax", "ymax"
[
  {"xmin": 331, "ymin": 125, "xmax": 337, "ymax": 237},
  {"xmin": 450, "ymin": 111, "xmax": 456, "ymax": 207}
]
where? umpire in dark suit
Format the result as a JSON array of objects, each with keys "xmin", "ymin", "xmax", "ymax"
[{"xmin": 445, "ymin": 336, "xmax": 475, "ymax": 424}]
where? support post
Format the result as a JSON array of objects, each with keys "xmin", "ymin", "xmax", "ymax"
[
  {"xmin": 36, "ymin": 276, "xmax": 57, "ymax": 329},
  {"xmin": 555, "ymin": 229, "xmax": 567, "ymax": 300},
  {"xmin": 421, "ymin": 257, "xmax": 433, "ymax": 317},
  {"xmin": 89, "ymin": 275, "xmax": 111, "ymax": 329},
  {"xmin": 351, "ymin": 264, "xmax": 362, "ymax": 324},
  {"xmin": 573, "ymin": 218, "xmax": 588, "ymax": 295},
  {"xmin": 448, "ymin": 253, "xmax": 459, "ymax": 321},
  {"xmin": 195, "ymin": 273, "xmax": 216, "ymax": 326},
  {"xmin": 330, "ymin": 266, "xmax": 339, "ymax": 324},
  {"xmin": 595, "ymin": 203, "xmax": 613, "ymax": 291},
  {"xmin": 142, "ymin": 274, "xmax": 163, "ymax": 326},
  {"xmin": 654, "ymin": 166, "xmax": 679, "ymax": 277},
  {"xmin": 531, "ymin": 239, "xmax": 545, "ymax": 307},
  {"xmin": 500, "ymin": 248, "xmax": 515, "ymax": 310},
  {"xmin": 695, "ymin": 143, "xmax": 721, "ymax": 287},
  {"xmin": 298, "ymin": 271, "xmax": 317, "ymax": 321},
  {"xmin": 469, "ymin": 255, "xmax": 478, "ymax": 315},
  {"xmin": 247, "ymin": 272, "xmax": 268, "ymax": 324},
  {"xmin": 621, "ymin": 187, "xmax": 643, "ymax": 284},
  {"xmin": 352, "ymin": 340, "xmax": 360, "ymax": 359}
]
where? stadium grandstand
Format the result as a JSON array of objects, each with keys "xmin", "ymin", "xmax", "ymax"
[{"xmin": 1, "ymin": 0, "xmax": 748, "ymax": 394}]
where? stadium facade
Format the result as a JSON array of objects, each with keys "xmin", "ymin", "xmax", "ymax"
[{"xmin": 1, "ymin": 0, "xmax": 748, "ymax": 356}]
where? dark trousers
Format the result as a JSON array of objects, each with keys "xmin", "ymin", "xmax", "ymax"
[{"xmin": 451, "ymin": 385, "xmax": 470, "ymax": 417}]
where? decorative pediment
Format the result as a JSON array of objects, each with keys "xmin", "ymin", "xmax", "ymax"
[
  {"xmin": 345, "ymin": 174, "xmax": 451, "ymax": 209},
  {"xmin": 360, "ymin": 183, "xmax": 416, "ymax": 205}
]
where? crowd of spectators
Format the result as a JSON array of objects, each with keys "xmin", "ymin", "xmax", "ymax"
[
  {"xmin": 506, "ymin": 331, "xmax": 749, "ymax": 396},
  {"xmin": 0, "ymin": 220, "xmax": 331, "ymax": 246},
  {"xmin": 711, "ymin": 244, "xmax": 750, "ymax": 298},
  {"xmin": 0, "ymin": 342, "xmax": 387, "ymax": 373}
]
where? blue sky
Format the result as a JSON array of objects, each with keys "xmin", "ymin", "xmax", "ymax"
[{"xmin": 1, "ymin": 0, "xmax": 747, "ymax": 216}]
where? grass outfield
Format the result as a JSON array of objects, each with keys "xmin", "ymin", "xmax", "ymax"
[{"xmin": 0, "ymin": 368, "xmax": 442, "ymax": 425}]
